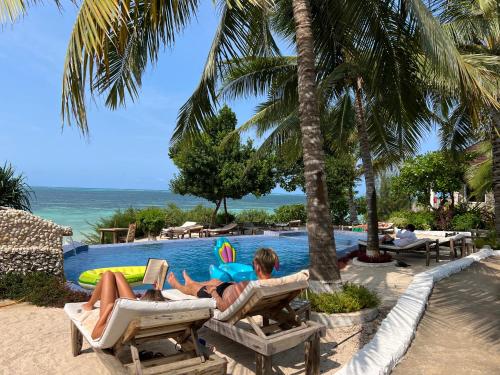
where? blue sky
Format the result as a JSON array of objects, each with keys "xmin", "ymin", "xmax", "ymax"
[{"xmin": 0, "ymin": 3, "xmax": 440, "ymax": 194}]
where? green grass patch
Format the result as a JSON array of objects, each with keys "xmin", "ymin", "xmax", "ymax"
[
  {"xmin": 0, "ymin": 272, "xmax": 89, "ymax": 308},
  {"xmin": 308, "ymin": 283, "xmax": 380, "ymax": 314}
]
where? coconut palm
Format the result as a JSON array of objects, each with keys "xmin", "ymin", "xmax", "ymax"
[
  {"xmin": 434, "ymin": 0, "xmax": 499, "ymax": 236},
  {"xmin": 0, "ymin": 162, "xmax": 33, "ymax": 211}
]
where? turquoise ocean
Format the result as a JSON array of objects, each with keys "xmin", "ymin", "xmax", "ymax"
[{"xmin": 31, "ymin": 187, "xmax": 306, "ymax": 241}]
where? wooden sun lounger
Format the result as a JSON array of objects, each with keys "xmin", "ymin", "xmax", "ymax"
[
  {"xmin": 358, "ymin": 239, "xmax": 440, "ymax": 266},
  {"xmin": 204, "ymin": 281, "xmax": 325, "ymax": 375},
  {"xmin": 438, "ymin": 234, "xmax": 467, "ymax": 259},
  {"xmin": 205, "ymin": 223, "xmax": 238, "ymax": 237},
  {"xmin": 66, "ymin": 301, "xmax": 226, "ymax": 375}
]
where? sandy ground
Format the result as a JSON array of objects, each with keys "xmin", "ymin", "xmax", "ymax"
[
  {"xmin": 393, "ymin": 257, "xmax": 500, "ymax": 375},
  {"xmin": 0, "ymin": 252, "xmax": 456, "ymax": 375}
]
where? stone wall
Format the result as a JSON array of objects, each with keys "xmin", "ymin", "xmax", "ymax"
[{"xmin": 0, "ymin": 207, "xmax": 72, "ymax": 276}]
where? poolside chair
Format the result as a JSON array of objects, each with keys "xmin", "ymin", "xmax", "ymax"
[
  {"xmin": 205, "ymin": 222, "xmax": 238, "ymax": 237},
  {"xmin": 118, "ymin": 223, "xmax": 136, "ymax": 243},
  {"xmin": 358, "ymin": 238, "xmax": 440, "ymax": 266},
  {"xmin": 163, "ymin": 270, "xmax": 325, "ymax": 375},
  {"xmin": 160, "ymin": 221, "xmax": 201, "ymax": 239},
  {"xmin": 438, "ymin": 233, "xmax": 467, "ymax": 259},
  {"xmin": 64, "ymin": 298, "xmax": 226, "ymax": 375}
]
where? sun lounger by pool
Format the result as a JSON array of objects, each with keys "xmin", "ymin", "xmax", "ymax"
[
  {"xmin": 163, "ymin": 270, "xmax": 325, "ymax": 375},
  {"xmin": 358, "ymin": 238, "xmax": 440, "ymax": 266},
  {"xmin": 204, "ymin": 222, "xmax": 238, "ymax": 237},
  {"xmin": 64, "ymin": 298, "xmax": 226, "ymax": 375},
  {"xmin": 438, "ymin": 234, "xmax": 467, "ymax": 259},
  {"xmin": 160, "ymin": 221, "xmax": 204, "ymax": 239}
]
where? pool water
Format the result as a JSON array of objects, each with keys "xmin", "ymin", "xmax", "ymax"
[{"xmin": 64, "ymin": 232, "xmax": 365, "ymax": 290}]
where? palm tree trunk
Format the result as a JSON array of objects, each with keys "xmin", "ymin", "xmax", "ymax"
[
  {"xmin": 348, "ymin": 186, "xmax": 357, "ymax": 225},
  {"xmin": 354, "ymin": 77, "xmax": 380, "ymax": 257},
  {"xmin": 491, "ymin": 111, "xmax": 500, "ymax": 242},
  {"xmin": 292, "ymin": 0, "xmax": 341, "ymax": 291}
]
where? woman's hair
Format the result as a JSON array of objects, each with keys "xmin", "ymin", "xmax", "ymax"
[
  {"xmin": 253, "ymin": 248, "xmax": 279, "ymax": 275},
  {"xmin": 140, "ymin": 289, "xmax": 166, "ymax": 301}
]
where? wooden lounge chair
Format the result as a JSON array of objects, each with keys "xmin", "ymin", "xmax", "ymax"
[
  {"xmin": 64, "ymin": 299, "xmax": 227, "ymax": 375},
  {"xmin": 118, "ymin": 223, "xmax": 136, "ymax": 243},
  {"xmin": 438, "ymin": 233, "xmax": 467, "ymax": 259},
  {"xmin": 160, "ymin": 221, "xmax": 203, "ymax": 239},
  {"xmin": 358, "ymin": 239, "xmax": 440, "ymax": 266},
  {"xmin": 163, "ymin": 270, "xmax": 325, "ymax": 375},
  {"xmin": 205, "ymin": 222, "xmax": 238, "ymax": 237}
]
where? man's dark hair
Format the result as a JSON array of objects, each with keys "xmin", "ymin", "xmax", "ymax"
[
  {"xmin": 406, "ymin": 224, "xmax": 416, "ymax": 232},
  {"xmin": 253, "ymin": 248, "xmax": 278, "ymax": 275}
]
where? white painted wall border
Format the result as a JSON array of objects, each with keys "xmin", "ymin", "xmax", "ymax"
[{"xmin": 336, "ymin": 247, "xmax": 499, "ymax": 375}]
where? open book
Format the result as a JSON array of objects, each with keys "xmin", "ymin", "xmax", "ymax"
[{"xmin": 143, "ymin": 258, "xmax": 169, "ymax": 290}]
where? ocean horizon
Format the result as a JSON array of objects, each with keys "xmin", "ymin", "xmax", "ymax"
[{"xmin": 31, "ymin": 186, "xmax": 306, "ymax": 241}]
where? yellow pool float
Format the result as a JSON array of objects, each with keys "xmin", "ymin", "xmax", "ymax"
[{"xmin": 78, "ymin": 266, "xmax": 146, "ymax": 289}]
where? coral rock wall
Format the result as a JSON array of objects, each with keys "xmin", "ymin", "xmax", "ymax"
[{"xmin": 0, "ymin": 207, "xmax": 72, "ymax": 276}]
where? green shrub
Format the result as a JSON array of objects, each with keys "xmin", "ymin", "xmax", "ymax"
[
  {"xmin": 216, "ymin": 212, "xmax": 236, "ymax": 226},
  {"xmin": 186, "ymin": 205, "xmax": 213, "ymax": 226},
  {"xmin": 474, "ymin": 230, "xmax": 499, "ymax": 249},
  {"xmin": 164, "ymin": 203, "xmax": 187, "ymax": 227},
  {"xmin": 308, "ymin": 283, "xmax": 380, "ymax": 314},
  {"xmin": 273, "ymin": 204, "xmax": 307, "ymax": 223},
  {"xmin": 0, "ymin": 272, "xmax": 89, "ymax": 308},
  {"xmin": 389, "ymin": 210, "xmax": 435, "ymax": 230},
  {"xmin": 235, "ymin": 209, "xmax": 272, "ymax": 225},
  {"xmin": 452, "ymin": 212, "xmax": 482, "ymax": 231},
  {"xmin": 84, "ymin": 207, "xmax": 141, "ymax": 244},
  {"xmin": 136, "ymin": 207, "xmax": 166, "ymax": 237}
]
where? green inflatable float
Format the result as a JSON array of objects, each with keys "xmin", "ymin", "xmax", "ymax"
[{"xmin": 78, "ymin": 266, "xmax": 146, "ymax": 289}]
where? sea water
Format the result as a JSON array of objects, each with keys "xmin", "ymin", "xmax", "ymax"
[{"xmin": 31, "ymin": 187, "xmax": 306, "ymax": 240}]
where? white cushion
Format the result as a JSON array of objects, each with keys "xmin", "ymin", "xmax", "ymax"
[{"xmin": 64, "ymin": 298, "xmax": 214, "ymax": 349}]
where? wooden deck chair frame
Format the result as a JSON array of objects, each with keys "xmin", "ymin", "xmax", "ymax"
[
  {"xmin": 204, "ymin": 284, "xmax": 325, "ymax": 375},
  {"xmin": 359, "ymin": 239, "xmax": 440, "ymax": 266},
  {"xmin": 71, "ymin": 309, "xmax": 227, "ymax": 375}
]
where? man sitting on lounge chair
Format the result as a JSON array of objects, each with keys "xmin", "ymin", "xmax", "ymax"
[
  {"xmin": 380, "ymin": 224, "xmax": 417, "ymax": 247},
  {"xmin": 167, "ymin": 248, "xmax": 279, "ymax": 312}
]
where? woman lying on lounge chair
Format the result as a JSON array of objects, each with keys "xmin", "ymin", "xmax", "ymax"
[
  {"xmin": 167, "ymin": 248, "xmax": 279, "ymax": 312},
  {"xmin": 82, "ymin": 271, "xmax": 164, "ymax": 339}
]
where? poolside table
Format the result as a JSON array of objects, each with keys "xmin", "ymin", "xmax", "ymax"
[{"xmin": 98, "ymin": 227, "xmax": 129, "ymax": 244}]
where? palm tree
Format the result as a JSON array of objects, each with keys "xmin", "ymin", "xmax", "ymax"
[
  {"xmin": 289, "ymin": 0, "xmax": 340, "ymax": 288},
  {"xmin": 0, "ymin": 162, "xmax": 33, "ymax": 211}
]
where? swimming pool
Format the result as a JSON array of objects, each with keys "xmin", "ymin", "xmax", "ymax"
[{"xmin": 64, "ymin": 231, "xmax": 365, "ymax": 290}]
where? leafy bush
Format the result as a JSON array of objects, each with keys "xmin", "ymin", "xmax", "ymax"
[
  {"xmin": 164, "ymin": 203, "xmax": 187, "ymax": 227},
  {"xmin": 136, "ymin": 207, "xmax": 166, "ymax": 237},
  {"xmin": 473, "ymin": 230, "xmax": 499, "ymax": 249},
  {"xmin": 389, "ymin": 210, "xmax": 435, "ymax": 230},
  {"xmin": 273, "ymin": 204, "xmax": 307, "ymax": 223},
  {"xmin": 84, "ymin": 207, "xmax": 141, "ymax": 244},
  {"xmin": 309, "ymin": 283, "xmax": 380, "ymax": 314},
  {"xmin": 452, "ymin": 212, "xmax": 482, "ymax": 231},
  {"xmin": 187, "ymin": 205, "xmax": 213, "ymax": 226},
  {"xmin": 0, "ymin": 162, "xmax": 33, "ymax": 211},
  {"xmin": 235, "ymin": 209, "xmax": 272, "ymax": 224},
  {"xmin": 216, "ymin": 212, "xmax": 236, "ymax": 226},
  {"xmin": 0, "ymin": 272, "xmax": 89, "ymax": 308}
]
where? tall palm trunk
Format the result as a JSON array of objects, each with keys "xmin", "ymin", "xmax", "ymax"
[
  {"xmin": 354, "ymin": 77, "xmax": 380, "ymax": 256},
  {"xmin": 348, "ymin": 186, "xmax": 357, "ymax": 225},
  {"xmin": 491, "ymin": 110, "xmax": 500, "ymax": 242},
  {"xmin": 292, "ymin": 0, "xmax": 341, "ymax": 291}
]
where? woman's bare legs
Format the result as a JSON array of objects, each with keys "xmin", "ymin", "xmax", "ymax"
[
  {"xmin": 83, "ymin": 271, "xmax": 115, "ymax": 311},
  {"xmin": 114, "ymin": 272, "xmax": 136, "ymax": 300},
  {"xmin": 168, "ymin": 271, "xmax": 222, "ymax": 296}
]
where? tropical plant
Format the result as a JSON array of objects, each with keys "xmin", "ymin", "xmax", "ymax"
[
  {"xmin": 83, "ymin": 207, "xmax": 140, "ymax": 244},
  {"xmin": 0, "ymin": 162, "xmax": 33, "ymax": 211},
  {"xmin": 273, "ymin": 204, "xmax": 307, "ymax": 224},
  {"xmin": 452, "ymin": 212, "xmax": 482, "ymax": 231},
  {"xmin": 235, "ymin": 209, "xmax": 272, "ymax": 225},
  {"xmin": 169, "ymin": 106, "xmax": 275, "ymax": 227},
  {"xmin": 308, "ymin": 283, "xmax": 379, "ymax": 314},
  {"xmin": 393, "ymin": 151, "xmax": 468, "ymax": 208},
  {"xmin": 136, "ymin": 207, "xmax": 165, "ymax": 238},
  {"xmin": 376, "ymin": 171, "xmax": 412, "ymax": 220}
]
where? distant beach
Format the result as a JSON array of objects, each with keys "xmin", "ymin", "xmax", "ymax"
[{"xmin": 31, "ymin": 187, "xmax": 306, "ymax": 241}]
